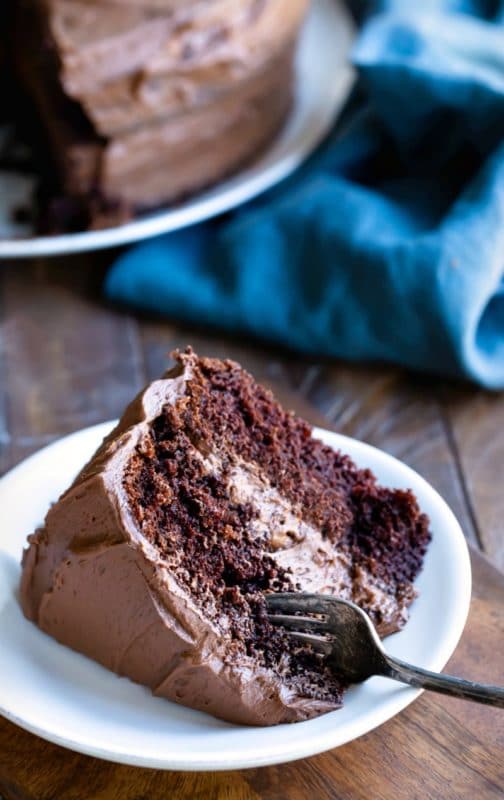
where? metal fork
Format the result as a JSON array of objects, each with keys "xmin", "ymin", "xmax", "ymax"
[{"xmin": 266, "ymin": 593, "xmax": 504, "ymax": 707}]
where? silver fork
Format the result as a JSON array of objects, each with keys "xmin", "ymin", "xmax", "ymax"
[{"xmin": 266, "ymin": 593, "xmax": 504, "ymax": 707}]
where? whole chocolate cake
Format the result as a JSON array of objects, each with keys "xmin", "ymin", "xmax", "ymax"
[
  {"xmin": 10, "ymin": 0, "xmax": 309, "ymax": 230},
  {"xmin": 21, "ymin": 349, "xmax": 431, "ymax": 725}
]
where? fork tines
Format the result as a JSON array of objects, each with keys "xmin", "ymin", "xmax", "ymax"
[
  {"xmin": 266, "ymin": 592, "xmax": 335, "ymax": 614},
  {"xmin": 266, "ymin": 593, "xmax": 334, "ymax": 654}
]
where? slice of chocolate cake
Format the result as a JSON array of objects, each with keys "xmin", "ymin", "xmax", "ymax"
[{"xmin": 20, "ymin": 349, "xmax": 431, "ymax": 725}]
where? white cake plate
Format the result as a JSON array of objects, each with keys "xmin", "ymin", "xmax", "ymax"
[{"xmin": 0, "ymin": 422, "xmax": 471, "ymax": 770}]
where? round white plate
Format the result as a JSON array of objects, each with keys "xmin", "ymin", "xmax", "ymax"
[
  {"xmin": 0, "ymin": 421, "xmax": 471, "ymax": 770},
  {"xmin": 0, "ymin": 0, "xmax": 355, "ymax": 259}
]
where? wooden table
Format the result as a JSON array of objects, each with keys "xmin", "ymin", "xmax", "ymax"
[{"xmin": 0, "ymin": 256, "xmax": 503, "ymax": 799}]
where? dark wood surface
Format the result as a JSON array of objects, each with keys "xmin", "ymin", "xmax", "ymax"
[{"xmin": 0, "ymin": 256, "xmax": 503, "ymax": 799}]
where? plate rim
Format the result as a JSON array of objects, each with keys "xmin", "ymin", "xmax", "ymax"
[
  {"xmin": 0, "ymin": 0, "xmax": 355, "ymax": 259},
  {"xmin": 0, "ymin": 420, "xmax": 472, "ymax": 771}
]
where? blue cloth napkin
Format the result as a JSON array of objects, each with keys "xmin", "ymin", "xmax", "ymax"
[{"xmin": 105, "ymin": 0, "xmax": 504, "ymax": 388}]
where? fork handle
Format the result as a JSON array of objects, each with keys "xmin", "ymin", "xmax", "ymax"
[{"xmin": 380, "ymin": 654, "xmax": 504, "ymax": 708}]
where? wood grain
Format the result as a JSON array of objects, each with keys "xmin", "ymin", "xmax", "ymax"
[
  {"xmin": 442, "ymin": 386, "xmax": 504, "ymax": 572},
  {"xmin": 0, "ymin": 259, "xmax": 145, "ymax": 468}
]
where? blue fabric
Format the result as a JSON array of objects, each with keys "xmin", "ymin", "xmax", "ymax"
[{"xmin": 105, "ymin": 0, "xmax": 504, "ymax": 388}]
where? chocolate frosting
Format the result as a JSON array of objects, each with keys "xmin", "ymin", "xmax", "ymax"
[
  {"xmin": 15, "ymin": 1, "xmax": 304, "ymax": 216},
  {"xmin": 101, "ymin": 46, "xmax": 294, "ymax": 205},
  {"xmin": 13, "ymin": 0, "xmax": 308, "ymax": 225},
  {"xmin": 48, "ymin": 0, "xmax": 308, "ymax": 129},
  {"xmin": 17, "ymin": 32, "xmax": 294, "ymax": 209},
  {"xmin": 20, "ymin": 356, "xmax": 415, "ymax": 726},
  {"xmin": 79, "ymin": 0, "xmax": 307, "ymax": 137}
]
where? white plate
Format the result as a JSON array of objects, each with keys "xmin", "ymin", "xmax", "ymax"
[
  {"xmin": 0, "ymin": 421, "xmax": 471, "ymax": 770},
  {"xmin": 0, "ymin": 0, "xmax": 355, "ymax": 259}
]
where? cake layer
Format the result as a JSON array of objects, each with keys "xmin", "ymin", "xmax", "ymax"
[
  {"xmin": 46, "ymin": 0, "xmax": 308, "ymax": 136},
  {"xmin": 14, "ymin": 0, "xmax": 303, "ymax": 229},
  {"xmin": 16, "ymin": 37, "xmax": 293, "ymax": 225},
  {"xmin": 101, "ymin": 47, "xmax": 293, "ymax": 207},
  {"xmin": 70, "ymin": 0, "xmax": 308, "ymax": 135},
  {"xmin": 21, "ymin": 349, "xmax": 431, "ymax": 725},
  {"xmin": 46, "ymin": 0, "xmax": 234, "ymax": 96},
  {"xmin": 46, "ymin": 0, "xmax": 305, "ymax": 94}
]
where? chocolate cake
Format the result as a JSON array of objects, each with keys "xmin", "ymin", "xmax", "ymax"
[
  {"xmin": 20, "ymin": 349, "xmax": 431, "ymax": 725},
  {"xmin": 10, "ymin": 0, "xmax": 309, "ymax": 230}
]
